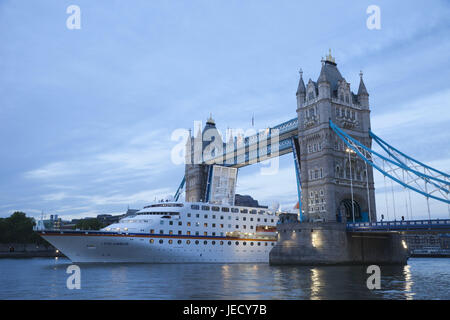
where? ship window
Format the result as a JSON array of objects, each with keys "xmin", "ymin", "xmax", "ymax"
[
  {"xmin": 250, "ymin": 226, "xmax": 254, "ymax": 229},
  {"xmin": 187, "ymin": 231, "xmax": 191, "ymax": 235},
  {"xmin": 178, "ymin": 231, "xmax": 182, "ymax": 235},
  {"xmin": 212, "ymin": 215, "xmax": 216, "ymax": 219},
  {"xmin": 177, "ymin": 240, "xmax": 182, "ymax": 244},
  {"xmin": 250, "ymin": 242, "xmax": 254, "ymax": 246},
  {"xmin": 191, "ymin": 205, "xmax": 199, "ymax": 210},
  {"xmin": 220, "ymin": 241, "xmax": 223, "ymax": 245},
  {"xmin": 160, "ymin": 221, "xmax": 164, "ymax": 225},
  {"xmin": 235, "ymin": 225, "xmax": 239, "ymax": 228},
  {"xmin": 186, "ymin": 240, "xmax": 190, "ymax": 244},
  {"xmin": 250, "ymin": 210, "xmax": 257, "ymax": 214},
  {"xmin": 187, "ymin": 213, "xmax": 191, "ymax": 217},
  {"xmin": 257, "ymin": 218, "xmax": 260, "ymax": 222},
  {"xmin": 271, "ymin": 242, "xmax": 274, "ymax": 246},
  {"xmin": 150, "ymin": 229, "xmax": 154, "ymax": 234},
  {"xmin": 169, "ymin": 221, "xmax": 173, "ymax": 225},
  {"xmin": 195, "ymin": 231, "xmax": 199, "ymax": 235},
  {"xmin": 204, "ymin": 240, "xmax": 208, "ymax": 245},
  {"xmin": 212, "ymin": 241, "xmax": 216, "ymax": 245},
  {"xmin": 160, "ymin": 230, "xmax": 164, "ymax": 234},
  {"xmin": 201, "ymin": 205, "xmax": 210, "ymax": 211},
  {"xmin": 204, "ymin": 223, "xmax": 208, "ymax": 227},
  {"xmin": 221, "ymin": 207, "xmax": 229, "ymax": 212},
  {"xmin": 195, "ymin": 240, "xmax": 199, "ymax": 245},
  {"xmin": 250, "ymin": 218, "xmax": 254, "ymax": 221},
  {"xmin": 231, "ymin": 208, "xmax": 239, "ymax": 213},
  {"xmin": 235, "ymin": 241, "xmax": 239, "ymax": 246},
  {"xmin": 243, "ymin": 217, "xmax": 246, "ymax": 221},
  {"xmin": 212, "ymin": 206, "xmax": 220, "ymax": 211},
  {"xmin": 178, "ymin": 221, "xmax": 182, "ymax": 226},
  {"xmin": 212, "ymin": 223, "xmax": 216, "ymax": 227},
  {"xmin": 220, "ymin": 216, "xmax": 224, "ymax": 220},
  {"xmin": 220, "ymin": 224, "xmax": 224, "ymax": 228},
  {"xmin": 204, "ymin": 214, "xmax": 208, "ymax": 218},
  {"xmin": 271, "ymin": 219, "xmax": 274, "ymax": 223},
  {"xmin": 258, "ymin": 210, "xmax": 265, "ymax": 214},
  {"xmin": 243, "ymin": 242, "xmax": 247, "ymax": 246},
  {"xmin": 187, "ymin": 222, "xmax": 191, "ymax": 227},
  {"xmin": 228, "ymin": 241, "xmax": 232, "ymax": 245},
  {"xmin": 236, "ymin": 217, "xmax": 239, "ymax": 221},
  {"xmin": 257, "ymin": 242, "xmax": 261, "ymax": 246},
  {"xmin": 265, "ymin": 243, "xmax": 268, "ymax": 246},
  {"xmin": 149, "ymin": 239, "xmax": 154, "ymax": 244},
  {"xmin": 204, "ymin": 232, "xmax": 207, "ymax": 236},
  {"xmin": 196, "ymin": 214, "xmax": 200, "ymax": 218},
  {"xmin": 240, "ymin": 209, "xmax": 248, "ymax": 214},
  {"xmin": 159, "ymin": 239, "xmax": 163, "ymax": 244},
  {"xmin": 264, "ymin": 219, "xmax": 267, "ymax": 222},
  {"xmin": 169, "ymin": 230, "xmax": 173, "ymax": 235},
  {"xmin": 212, "ymin": 232, "xmax": 216, "ymax": 236}
]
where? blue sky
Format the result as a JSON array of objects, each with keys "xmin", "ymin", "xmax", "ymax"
[{"xmin": 1, "ymin": 0, "xmax": 449, "ymax": 220}]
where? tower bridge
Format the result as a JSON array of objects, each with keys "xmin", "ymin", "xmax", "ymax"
[{"xmin": 176, "ymin": 52, "xmax": 449, "ymax": 264}]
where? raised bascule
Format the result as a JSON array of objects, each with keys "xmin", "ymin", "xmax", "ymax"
[{"xmin": 177, "ymin": 51, "xmax": 450, "ymax": 265}]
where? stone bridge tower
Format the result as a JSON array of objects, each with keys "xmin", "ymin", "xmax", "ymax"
[{"xmin": 295, "ymin": 52, "xmax": 376, "ymax": 223}]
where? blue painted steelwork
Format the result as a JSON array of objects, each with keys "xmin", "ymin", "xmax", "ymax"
[
  {"xmin": 329, "ymin": 120, "xmax": 450, "ymax": 204},
  {"xmin": 370, "ymin": 131, "xmax": 449, "ymax": 194},
  {"xmin": 370, "ymin": 131, "xmax": 450, "ymax": 179},
  {"xmin": 174, "ymin": 176, "xmax": 185, "ymax": 201},
  {"xmin": 291, "ymin": 136, "xmax": 303, "ymax": 222},
  {"xmin": 347, "ymin": 219, "xmax": 450, "ymax": 232}
]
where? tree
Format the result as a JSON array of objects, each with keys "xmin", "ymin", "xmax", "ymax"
[
  {"xmin": 75, "ymin": 218, "xmax": 102, "ymax": 230},
  {"xmin": 0, "ymin": 211, "xmax": 48, "ymax": 244}
]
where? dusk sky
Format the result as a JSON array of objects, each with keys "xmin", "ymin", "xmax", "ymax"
[{"xmin": 1, "ymin": 0, "xmax": 449, "ymax": 220}]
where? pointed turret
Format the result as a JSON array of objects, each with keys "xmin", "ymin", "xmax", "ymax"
[
  {"xmin": 296, "ymin": 69, "xmax": 306, "ymax": 95},
  {"xmin": 357, "ymin": 71, "xmax": 369, "ymax": 96},
  {"xmin": 358, "ymin": 71, "xmax": 369, "ymax": 109},
  {"xmin": 296, "ymin": 69, "xmax": 306, "ymax": 108},
  {"xmin": 185, "ymin": 129, "xmax": 192, "ymax": 165}
]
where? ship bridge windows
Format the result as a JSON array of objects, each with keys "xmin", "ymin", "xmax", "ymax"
[
  {"xmin": 231, "ymin": 208, "xmax": 239, "ymax": 213},
  {"xmin": 202, "ymin": 205, "xmax": 210, "ymax": 211},
  {"xmin": 212, "ymin": 206, "xmax": 220, "ymax": 212},
  {"xmin": 250, "ymin": 209, "xmax": 257, "ymax": 214},
  {"xmin": 221, "ymin": 207, "xmax": 229, "ymax": 212},
  {"xmin": 137, "ymin": 211, "xmax": 180, "ymax": 216},
  {"xmin": 191, "ymin": 205, "xmax": 200, "ymax": 210},
  {"xmin": 144, "ymin": 203, "xmax": 183, "ymax": 208},
  {"xmin": 240, "ymin": 209, "xmax": 248, "ymax": 214}
]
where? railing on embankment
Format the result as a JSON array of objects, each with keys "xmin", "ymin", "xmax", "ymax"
[{"xmin": 347, "ymin": 219, "xmax": 450, "ymax": 232}]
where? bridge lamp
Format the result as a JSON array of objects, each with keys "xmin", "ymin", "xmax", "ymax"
[
  {"xmin": 346, "ymin": 148, "xmax": 356, "ymax": 223},
  {"xmin": 402, "ymin": 240, "xmax": 408, "ymax": 249}
]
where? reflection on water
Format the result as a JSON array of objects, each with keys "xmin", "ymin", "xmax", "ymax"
[{"xmin": 0, "ymin": 258, "xmax": 448, "ymax": 299}]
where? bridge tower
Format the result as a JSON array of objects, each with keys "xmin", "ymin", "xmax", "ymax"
[
  {"xmin": 184, "ymin": 116, "xmax": 220, "ymax": 202},
  {"xmin": 295, "ymin": 51, "xmax": 376, "ymax": 223}
]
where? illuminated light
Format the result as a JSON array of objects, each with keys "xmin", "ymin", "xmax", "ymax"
[
  {"xmin": 311, "ymin": 233, "xmax": 321, "ymax": 248},
  {"xmin": 55, "ymin": 249, "xmax": 59, "ymax": 253},
  {"xmin": 402, "ymin": 240, "xmax": 408, "ymax": 249}
]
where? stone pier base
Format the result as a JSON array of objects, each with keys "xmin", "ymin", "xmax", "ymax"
[{"xmin": 269, "ymin": 222, "xmax": 409, "ymax": 265}]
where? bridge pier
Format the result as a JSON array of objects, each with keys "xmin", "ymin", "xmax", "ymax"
[{"xmin": 270, "ymin": 221, "xmax": 409, "ymax": 265}]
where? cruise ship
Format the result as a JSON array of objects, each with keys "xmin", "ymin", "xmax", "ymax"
[{"xmin": 39, "ymin": 201, "xmax": 279, "ymax": 263}]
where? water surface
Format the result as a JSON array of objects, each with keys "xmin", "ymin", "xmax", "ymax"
[{"xmin": 0, "ymin": 258, "xmax": 449, "ymax": 299}]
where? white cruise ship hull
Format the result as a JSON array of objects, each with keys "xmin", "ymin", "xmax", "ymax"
[{"xmin": 40, "ymin": 230, "xmax": 277, "ymax": 263}]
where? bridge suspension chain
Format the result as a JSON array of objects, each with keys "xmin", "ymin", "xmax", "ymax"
[{"xmin": 329, "ymin": 120, "xmax": 450, "ymax": 205}]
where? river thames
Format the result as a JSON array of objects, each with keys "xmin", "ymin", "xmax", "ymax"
[{"xmin": 0, "ymin": 257, "xmax": 448, "ymax": 299}]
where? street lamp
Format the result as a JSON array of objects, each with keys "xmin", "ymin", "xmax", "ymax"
[{"xmin": 346, "ymin": 148, "xmax": 355, "ymax": 223}]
